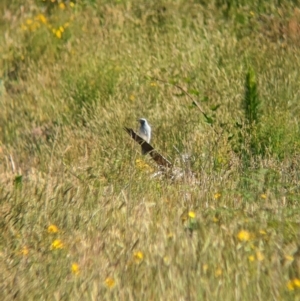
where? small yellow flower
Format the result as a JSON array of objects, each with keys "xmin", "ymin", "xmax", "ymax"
[
  {"xmin": 26, "ymin": 19, "xmax": 33, "ymax": 25},
  {"xmin": 129, "ymin": 94, "xmax": 135, "ymax": 101},
  {"xmin": 20, "ymin": 246, "xmax": 29, "ymax": 256},
  {"xmin": 133, "ymin": 251, "xmax": 144, "ymax": 264},
  {"xmin": 55, "ymin": 29, "xmax": 62, "ymax": 39},
  {"xmin": 237, "ymin": 230, "xmax": 251, "ymax": 242},
  {"xmin": 51, "ymin": 239, "xmax": 64, "ymax": 250},
  {"xmin": 48, "ymin": 224, "xmax": 59, "ymax": 233},
  {"xmin": 70, "ymin": 2, "xmax": 75, "ymax": 7},
  {"xmin": 36, "ymin": 14, "xmax": 47, "ymax": 24},
  {"xmin": 71, "ymin": 263, "xmax": 80, "ymax": 275},
  {"xmin": 188, "ymin": 211, "xmax": 196, "ymax": 219},
  {"xmin": 212, "ymin": 216, "xmax": 219, "ymax": 222},
  {"xmin": 294, "ymin": 278, "xmax": 300, "ymax": 288},
  {"xmin": 287, "ymin": 278, "xmax": 300, "ymax": 291},
  {"xmin": 59, "ymin": 26, "xmax": 64, "ymax": 32},
  {"xmin": 259, "ymin": 230, "xmax": 266, "ymax": 235},
  {"xmin": 214, "ymin": 193, "xmax": 221, "ymax": 199},
  {"xmin": 59, "ymin": 2, "xmax": 65, "ymax": 9},
  {"xmin": 150, "ymin": 82, "xmax": 157, "ymax": 87},
  {"xmin": 248, "ymin": 255, "xmax": 255, "ymax": 262},
  {"xmin": 260, "ymin": 194, "xmax": 267, "ymax": 199},
  {"xmin": 249, "ymin": 11, "xmax": 255, "ymax": 17},
  {"xmin": 105, "ymin": 277, "xmax": 115, "ymax": 288}
]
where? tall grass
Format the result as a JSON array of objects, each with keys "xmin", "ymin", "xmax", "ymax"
[{"xmin": 0, "ymin": 0, "xmax": 300, "ymax": 300}]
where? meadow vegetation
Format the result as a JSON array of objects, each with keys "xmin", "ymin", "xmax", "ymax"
[{"xmin": 0, "ymin": 0, "xmax": 300, "ymax": 300}]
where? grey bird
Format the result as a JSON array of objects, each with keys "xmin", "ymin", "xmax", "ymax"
[
  {"xmin": 138, "ymin": 118, "xmax": 151, "ymax": 154},
  {"xmin": 138, "ymin": 118, "xmax": 151, "ymax": 144},
  {"xmin": 124, "ymin": 123, "xmax": 172, "ymax": 168},
  {"xmin": 124, "ymin": 121, "xmax": 198, "ymax": 183}
]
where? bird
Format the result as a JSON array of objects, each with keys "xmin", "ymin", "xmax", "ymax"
[
  {"xmin": 137, "ymin": 118, "xmax": 151, "ymax": 155},
  {"xmin": 138, "ymin": 118, "xmax": 151, "ymax": 143},
  {"xmin": 124, "ymin": 123, "xmax": 198, "ymax": 183},
  {"xmin": 124, "ymin": 125, "xmax": 172, "ymax": 168}
]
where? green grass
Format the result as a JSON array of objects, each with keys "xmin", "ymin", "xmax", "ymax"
[{"xmin": 1, "ymin": 0, "xmax": 300, "ymax": 300}]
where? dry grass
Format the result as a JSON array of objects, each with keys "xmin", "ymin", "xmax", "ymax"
[{"xmin": 0, "ymin": 0, "xmax": 300, "ymax": 300}]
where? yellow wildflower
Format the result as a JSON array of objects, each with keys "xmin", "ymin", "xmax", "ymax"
[
  {"xmin": 287, "ymin": 278, "xmax": 300, "ymax": 290},
  {"xmin": 70, "ymin": 2, "xmax": 75, "ymax": 7},
  {"xmin": 260, "ymin": 194, "xmax": 267, "ymax": 199},
  {"xmin": 59, "ymin": 2, "xmax": 65, "ymax": 9},
  {"xmin": 237, "ymin": 230, "xmax": 251, "ymax": 242},
  {"xmin": 133, "ymin": 251, "xmax": 144, "ymax": 264},
  {"xmin": 47, "ymin": 224, "xmax": 59, "ymax": 233},
  {"xmin": 71, "ymin": 263, "xmax": 80, "ymax": 275},
  {"xmin": 294, "ymin": 278, "xmax": 300, "ymax": 288},
  {"xmin": 26, "ymin": 19, "xmax": 33, "ymax": 25},
  {"xmin": 55, "ymin": 29, "xmax": 62, "ymax": 39},
  {"xmin": 188, "ymin": 211, "xmax": 196, "ymax": 219},
  {"xmin": 51, "ymin": 239, "xmax": 64, "ymax": 250},
  {"xmin": 150, "ymin": 82, "xmax": 157, "ymax": 87},
  {"xmin": 259, "ymin": 230, "xmax": 266, "ymax": 235},
  {"xmin": 214, "ymin": 192, "xmax": 221, "ymax": 199},
  {"xmin": 20, "ymin": 246, "xmax": 29, "ymax": 256},
  {"xmin": 105, "ymin": 277, "xmax": 115, "ymax": 288},
  {"xmin": 36, "ymin": 14, "xmax": 47, "ymax": 24},
  {"xmin": 248, "ymin": 255, "xmax": 255, "ymax": 262},
  {"xmin": 59, "ymin": 26, "xmax": 64, "ymax": 32},
  {"xmin": 129, "ymin": 94, "xmax": 135, "ymax": 101}
]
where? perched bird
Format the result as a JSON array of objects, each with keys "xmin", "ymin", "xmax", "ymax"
[
  {"xmin": 124, "ymin": 123, "xmax": 172, "ymax": 168},
  {"xmin": 124, "ymin": 122, "xmax": 198, "ymax": 183},
  {"xmin": 137, "ymin": 118, "xmax": 151, "ymax": 155},
  {"xmin": 138, "ymin": 118, "xmax": 151, "ymax": 143}
]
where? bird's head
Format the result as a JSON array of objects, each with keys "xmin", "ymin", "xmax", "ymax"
[{"xmin": 138, "ymin": 118, "xmax": 148, "ymax": 126}]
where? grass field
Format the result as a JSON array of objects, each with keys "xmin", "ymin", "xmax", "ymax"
[{"xmin": 1, "ymin": 0, "xmax": 300, "ymax": 300}]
